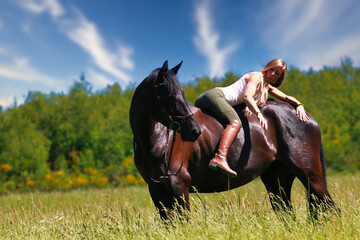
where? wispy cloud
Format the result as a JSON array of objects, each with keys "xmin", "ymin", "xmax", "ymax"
[
  {"xmin": 0, "ymin": 52, "xmax": 61, "ymax": 86},
  {"xmin": 13, "ymin": 0, "xmax": 134, "ymax": 88},
  {"xmin": 193, "ymin": 0, "xmax": 238, "ymax": 78},
  {"xmin": 0, "ymin": 96, "xmax": 25, "ymax": 109},
  {"xmin": 85, "ymin": 68, "xmax": 115, "ymax": 89},
  {"xmin": 0, "ymin": 0, "xmax": 64, "ymax": 90},
  {"xmin": 61, "ymin": 9, "xmax": 134, "ymax": 86},
  {"xmin": 297, "ymin": 34, "xmax": 360, "ymax": 70},
  {"xmin": 281, "ymin": 0, "xmax": 323, "ymax": 45},
  {"xmin": 15, "ymin": 0, "xmax": 65, "ymax": 18},
  {"xmin": 258, "ymin": 0, "xmax": 360, "ymax": 69}
]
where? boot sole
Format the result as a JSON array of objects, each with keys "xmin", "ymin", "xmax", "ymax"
[
  {"xmin": 208, "ymin": 162, "xmax": 237, "ymax": 178},
  {"xmin": 208, "ymin": 162, "xmax": 218, "ymax": 171}
]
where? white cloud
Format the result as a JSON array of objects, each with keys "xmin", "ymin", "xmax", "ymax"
[
  {"xmin": 21, "ymin": 21, "xmax": 32, "ymax": 35},
  {"xmin": 257, "ymin": 0, "xmax": 360, "ymax": 70},
  {"xmin": 15, "ymin": 0, "xmax": 64, "ymax": 18},
  {"xmin": 193, "ymin": 0, "xmax": 238, "ymax": 78},
  {"xmin": 0, "ymin": 96, "xmax": 25, "ymax": 109},
  {"xmin": 117, "ymin": 46, "xmax": 134, "ymax": 71},
  {"xmin": 61, "ymin": 10, "xmax": 133, "ymax": 87},
  {"xmin": 283, "ymin": 0, "xmax": 323, "ymax": 45},
  {"xmin": 0, "ymin": 98, "xmax": 12, "ymax": 109},
  {"xmin": 297, "ymin": 34, "xmax": 360, "ymax": 69},
  {"xmin": 0, "ymin": 54, "xmax": 61, "ymax": 86},
  {"xmin": 85, "ymin": 68, "xmax": 115, "ymax": 89},
  {"xmin": 13, "ymin": 0, "xmax": 135, "ymax": 88}
]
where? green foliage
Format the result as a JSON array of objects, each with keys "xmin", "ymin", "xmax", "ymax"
[
  {"xmin": 0, "ymin": 108, "xmax": 50, "ymax": 180},
  {"xmin": 0, "ymin": 76, "xmax": 139, "ymax": 191},
  {"xmin": 0, "ymin": 59, "xmax": 359, "ymax": 191}
]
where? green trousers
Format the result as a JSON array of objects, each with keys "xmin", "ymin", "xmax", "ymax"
[{"xmin": 194, "ymin": 88, "xmax": 241, "ymax": 125}]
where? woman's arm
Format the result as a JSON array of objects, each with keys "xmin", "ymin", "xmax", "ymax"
[
  {"xmin": 244, "ymin": 73, "xmax": 268, "ymax": 129},
  {"xmin": 268, "ymin": 85, "xmax": 309, "ymax": 122},
  {"xmin": 268, "ymin": 85, "xmax": 299, "ymax": 106}
]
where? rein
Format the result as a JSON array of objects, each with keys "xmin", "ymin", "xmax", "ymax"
[
  {"xmin": 138, "ymin": 82, "xmax": 190, "ymax": 183},
  {"xmin": 159, "ymin": 129, "xmax": 185, "ymax": 182},
  {"xmin": 134, "ymin": 128, "xmax": 185, "ymax": 184}
]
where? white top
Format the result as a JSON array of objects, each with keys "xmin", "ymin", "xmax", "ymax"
[{"xmin": 217, "ymin": 72, "xmax": 261, "ymax": 106}]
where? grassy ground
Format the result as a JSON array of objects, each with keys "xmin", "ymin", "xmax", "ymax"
[{"xmin": 0, "ymin": 173, "xmax": 360, "ymax": 239}]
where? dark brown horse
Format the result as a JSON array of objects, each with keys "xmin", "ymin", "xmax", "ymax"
[{"xmin": 130, "ymin": 61, "xmax": 338, "ymax": 220}]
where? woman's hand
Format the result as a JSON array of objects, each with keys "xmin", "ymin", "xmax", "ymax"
[
  {"xmin": 296, "ymin": 105, "xmax": 309, "ymax": 122},
  {"xmin": 257, "ymin": 112, "xmax": 268, "ymax": 130}
]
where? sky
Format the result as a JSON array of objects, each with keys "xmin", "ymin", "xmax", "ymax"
[{"xmin": 0, "ymin": 0, "xmax": 359, "ymax": 109}]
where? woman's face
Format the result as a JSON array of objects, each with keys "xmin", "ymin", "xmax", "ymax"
[{"xmin": 266, "ymin": 67, "xmax": 283, "ymax": 84}]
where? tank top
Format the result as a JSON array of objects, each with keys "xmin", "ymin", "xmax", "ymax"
[{"xmin": 217, "ymin": 72, "xmax": 261, "ymax": 106}]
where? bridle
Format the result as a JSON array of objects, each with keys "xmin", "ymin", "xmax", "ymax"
[
  {"xmin": 141, "ymin": 81, "xmax": 193, "ymax": 183},
  {"xmin": 154, "ymin": 82, "xmax": 194, "ymax": 133}
]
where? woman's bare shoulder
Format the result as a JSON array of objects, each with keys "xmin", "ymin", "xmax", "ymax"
[{"xmin": 244, "ymin": 72, "xmax": 262, "ymax": 83}]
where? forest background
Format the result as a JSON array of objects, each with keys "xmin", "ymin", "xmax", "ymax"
[{"xmin": 0, "ymin": 58, "xmax": 359, "ymax": 193}]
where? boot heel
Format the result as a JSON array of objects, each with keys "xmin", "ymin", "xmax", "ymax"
[{"xmin": 208, "ymin": 162, "xmax": 218, "ymax": 171}]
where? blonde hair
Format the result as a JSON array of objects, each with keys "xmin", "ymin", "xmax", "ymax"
[
  {"xmin": 247, "ymin": 59, "xmax": 287, "ymax": 114},
  {"xmin": 261, "ymin": 59, "xmax": 287, "ymax": 88}
]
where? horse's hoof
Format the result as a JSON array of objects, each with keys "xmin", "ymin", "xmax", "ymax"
[{"xmin": 208, "ymin": 162, "xmax": 219, "ymax": 171}]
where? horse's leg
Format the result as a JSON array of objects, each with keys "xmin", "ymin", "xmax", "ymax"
[
  {"xmin": 148, "ymin": 184, "xmax": 174, "ymax": 220},
  {"xmin": 168, "ymin": 170, "xmax": 192, "ymax": 218},
  {"xmin": 301, "ymin": 172, "xmax": 338, "ymax": 220},
  {"xmin": 260, "ymin": 161, "xmax": 295, "ymax": 216},
  {"xmin": 148, "ymin": 170, "xmax": 191, "ymax": 220},
  {"xmin": 286, "ymin": 145, "xmax": 339, "ymax": 219}
]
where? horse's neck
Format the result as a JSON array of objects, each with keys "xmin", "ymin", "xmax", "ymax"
[
  {"xmin": 130, "ymin": 90, "xmax": 160, "ymax": 151},
  {"xmin": 131, "ymin": 93, "xmax": 148, "ymax": 135}
]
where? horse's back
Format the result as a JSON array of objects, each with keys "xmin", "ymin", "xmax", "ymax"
[
  {"xmin": 262, "ymin": 99, "xmax": 322, "ymax": 152},
  {"xmin": 187, "ymin": 99, "xmax": 321, "ymax": 193},
  {"xmin": 187, "ymin": 102, "xmax": 276, "ymax": 191}
]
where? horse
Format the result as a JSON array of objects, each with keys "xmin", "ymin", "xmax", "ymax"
[{"xmin": 129, "ymin": 61, "xmax": 339, "ymax": 220}]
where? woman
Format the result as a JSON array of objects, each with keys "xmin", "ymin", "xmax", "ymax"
[{"xmin": 195, "ymin": 59, "xmax": 309, "ymax": 178}]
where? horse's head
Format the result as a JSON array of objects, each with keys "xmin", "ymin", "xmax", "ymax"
[{"xmin": 150, "ymin": 60, "xmax": 201, "ymax": 142}]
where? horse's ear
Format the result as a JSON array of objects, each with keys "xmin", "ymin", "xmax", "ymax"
[
  {"xmin": 171, "ymin": 61, "xmax": 183, "ymax": 75},
  {"xmin": 161, "ymin": 60, "xmax": 169, "ymax": 73}
]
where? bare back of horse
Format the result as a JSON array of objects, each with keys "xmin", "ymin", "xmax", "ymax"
[{"xmin": 186, "ymin": 99, "xmax": 324, "ymax": 193}]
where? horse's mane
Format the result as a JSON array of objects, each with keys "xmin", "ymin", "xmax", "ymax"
[
  {"xmin": 130, "ymin": 67, "xmax": 179, "ymax": 128},
  {"xmin": 131, "ymin": 68, "xmax": 160, "ymax": 107},
  {"xmin": 136, "ymin": 69, "xmax": 159, "ymax": 91}
]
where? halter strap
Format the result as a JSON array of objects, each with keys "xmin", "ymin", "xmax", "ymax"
[{"xmin": 154, "ymin": 82, "xmax": 194, "ymax": 132}]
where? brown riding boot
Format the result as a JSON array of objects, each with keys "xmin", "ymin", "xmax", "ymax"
[{"xmin": 208, "ymin": 120, "xmax": 241, "ymax": 178}]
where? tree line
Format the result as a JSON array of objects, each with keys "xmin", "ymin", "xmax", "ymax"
[{"xmin": 0, "ymin": 58, "xmax": 359, "ymax": 192}]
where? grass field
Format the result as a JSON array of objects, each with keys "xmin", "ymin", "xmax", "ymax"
[{"xmin": 1, "ymin": 173, "xmax": 360, "ymax": 239}]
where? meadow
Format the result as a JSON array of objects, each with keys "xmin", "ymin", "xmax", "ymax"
[{"xmin": 0, "ymin": 173, "xmax": 359, "ymax": 239}]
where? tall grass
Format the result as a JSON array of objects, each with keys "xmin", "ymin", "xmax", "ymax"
[{"xmin": 0, "ymin": 174, "xmax": 360, "ymax": 239}]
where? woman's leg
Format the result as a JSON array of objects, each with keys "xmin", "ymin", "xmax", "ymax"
[{"xmin": 195, "ymin": 89, "xmax": 241, "ymax": 177}]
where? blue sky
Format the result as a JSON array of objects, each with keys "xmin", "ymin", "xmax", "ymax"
[{"xmin": 0, "ymin": 0, "xmax": 359, "ymax": 108}]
